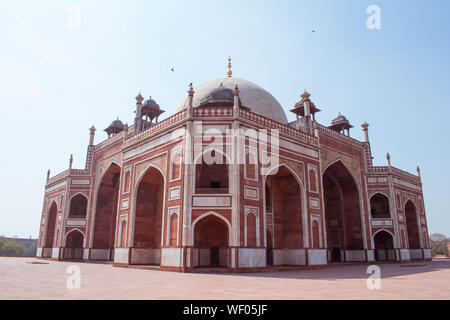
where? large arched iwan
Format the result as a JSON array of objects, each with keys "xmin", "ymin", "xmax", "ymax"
[
  {"xmin": 322, "ymin": 161, "xmax": 364, "ymax": 262},
  {"xmin": 132, "ymin": 166, "xmax": 165, "ymax": 265},
  {"xmin": 405, "ymin": 200, "xmax": 421, "ymax": 249},
  {"xmin": 92, "ymin": 163, "xmax": 121, "ymax": 260},
  {"xmin": 44, "ymin": 202, "xmax": 58, "ymax": 250},
  {"xmin": 265, "ymin": 165, "xmax": 304, "ymax": 265}
]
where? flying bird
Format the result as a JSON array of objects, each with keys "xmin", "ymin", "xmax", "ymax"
[{"xmin": 170, "ymin": 68, "xmax": 175, "ymax": 72}]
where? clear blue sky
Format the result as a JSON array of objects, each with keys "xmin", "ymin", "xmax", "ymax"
[{"xmin": 0, "ymin": 0, "xmax": 449, "ymax": 238}]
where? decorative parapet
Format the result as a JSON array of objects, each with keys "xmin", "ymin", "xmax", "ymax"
[
  {"xmin": 70, "ymin": 169, "xmax": 90, "ymax": 176},
  {"xmin": 124, "ymin": 110, "xmax": 187, "ymax": 148},
  {"xmin": 193, "ymin": 106, "xmax": 233, "ymax": 117},
  {"xmin": 367, "ymin": 166, "xmax": 390, "ymax": 174},
  {"xmin": 392, "ymin": 167, "xmax": 421, "ymax": 183},
  {"xmin": 46, "ymin": 170, "xmax": 69, "ymax": 186},
  {"xmin": 239, "ymin": 109, "xmax": 318, "ymax": 144},
  {"xmin": 94, "ymin": 130, "xmax": 124, "ymax": 151},
  {"xmin": 367, "ymin": 166, "xmax": 421, "ymax": 185},
  {"xmin": 317, "ymin": 124, "xmax": 362, "ymax": 148}
]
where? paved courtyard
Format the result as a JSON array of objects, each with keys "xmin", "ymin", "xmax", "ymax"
[{"xmin": 1, "ymin": 257, "xmax": 449, "ymax": 299}]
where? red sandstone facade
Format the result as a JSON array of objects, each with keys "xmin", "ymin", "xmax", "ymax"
[{"xmin": 37, "ymin": 72, "xmax": 431, "ymax": 272}]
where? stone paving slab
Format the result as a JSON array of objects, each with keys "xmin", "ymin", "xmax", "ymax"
[{"xmin": 0, "ymin": 257, "xmax": 449, "ymax": 300}]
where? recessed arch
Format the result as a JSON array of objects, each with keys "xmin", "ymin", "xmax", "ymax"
[
  {"xmin": 64, "ymin": 228, "xmax": 86, "ymax": 245},
  {"xmin": 372, "ymin": 228, "xmax": 394, "ymax": 238},
  {"xmin": 373, "ymin": 229, "xmax": 395, "ymax": 261},
  {"xmin": 69, "ymin": 193, "xmax": 88, "ymax": 217},
  {"xmin": 405, "ymin": 199, "xmax": 420, "ymax": 250},
  {"xmin": 194, "ymin": 148, "xmax": 230, "ymax": 194},
  {"xmin": 193, "ymin": 147, "xmax": 232, "ymax": 166},
  {"xmin": 89, "ymin": 160, "xmax": 122, "ymax": 247},
  {"xmin": 193, "ymin": 212, "xmax": 230, "ymax": 268},
  {"xmin": 129, "ymin": 162, "xmax": 166, "ymax": 248},
  {"xmin": 370, "ymin": 192, "xmax": 391, "ymax": 218},
  {"xmin": 191, "ymin": 211, "xmax": 232, "ymax": 244},
  {"xmin": 44, "ymin": 201, "xmax": 58, "ymax": 247},
  {"xmin": 63, "ymin": 229, "xmax": 84, "ymax": 260},
  {"xmin": 245, "ymin": 211, "xmax": 257, "ymax": 247},
  {"xmin": 168, "ymin": 213, "xmax": 179, "ymax": 246},
  {"xmin": 91, "ymin": 162, "xmax": 121, "ymax": 261},
  {"xmin": 130, "ymin": 164, "xmax": 165, "ymax": 265},
  {"xmin": 263, "ymin": 162, "xmax": 306, "ymax": 264},
  {"xmin": 311, "ymin": 219, "xmax": 320, "ymax": 249},
  {"xmin": 404, "ymin": 197, "xmax": 416, "ymax": 209},
  {"xmin": 322, "ymin": 159, "xmax": 365, "ymax": 262}
]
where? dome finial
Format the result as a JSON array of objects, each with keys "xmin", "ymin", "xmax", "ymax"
[{"xmin": 227, "ymin": 56, "xmax": 232, "ymax": 77}]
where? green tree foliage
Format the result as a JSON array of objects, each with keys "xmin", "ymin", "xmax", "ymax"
[
  {"xmin": 24, "ymin": 240, "xmax": 38, "ymax": 256},
  {"xmin": 0, "ymin": 237, "xmax": 25, "ymax": 255},
  {"xmin": 430, "ymin": 233, "xmax": 448, "ymax": 256}
]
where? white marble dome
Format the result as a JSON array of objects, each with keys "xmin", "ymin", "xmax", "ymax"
[{"xmin": 177, "ymin": 77, "xmax": 288, "ymax": 124}]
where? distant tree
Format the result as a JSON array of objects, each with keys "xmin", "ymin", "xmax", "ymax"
[
  {"xmin": 0, "ymin": 237, "xmax": 5, "ymax": 250},
  {"xmin": 24, "ymin": 240, "xmax": 38, "ymax": 256},
  {"xmin": 430, "ymin": 233, "xmax": 448, "ymax": 256},
  {"xmin": 0, "ymin": 237, "xmax": 24, "ymax": 255}
]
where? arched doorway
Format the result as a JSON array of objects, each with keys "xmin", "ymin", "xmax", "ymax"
[
  {"xmin": 370, "ymin": 193, "xmax": 390, "ymax": 218},
  {"xmin": 374, "ymin": 230, "xmax": 395, "ymax": 261},
  {"xmin": 43, "ymin": 201, "xmax": 58, "ymax": 257},
  {"xmin": 195, "ymin": 150, "xmax": 229, "ymax": 194},
  {"xmin": 64, "ymin": 230, "xmax": 84, "ymax": 260},
  {"xmin": 131, "ymin": 166, "xmax": 164, "ymax": 265},
  {"xmin": 265, "ymin": 165, "xmax": 304, "ymax": 266},
  {"xmin": 69, "ymin": 194, "xmax": 87, "ymax": 217},
  {"xmin": 92, "ymin": 163, "xmax": 121, "ymax": 261},
  {"xmin": 323, "ymin": 161, "xmax": 364, "ymax": 262},
  {"xmin": 405, "ymin": 200, "xmax": 421, "ymax": 252},
  {"xmin": 193, "ymin": 215, "xmax": 229, "ymax": 268}
]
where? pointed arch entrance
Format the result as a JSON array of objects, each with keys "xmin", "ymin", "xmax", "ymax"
[
  {"xmin": 193, "ymin": 213, "xmax": 230, "ymax": 268},
  {"xmin": 64, "ymin": 230, "xmax": 84, "ymax": 260},
  {"xmin": 92, "ymin": 163, "xmax": 121, "ymax": 261},
  {"xmin": 43, "ymin": 201, "xmax": 58, "ymax": 257},
  {"xmin": 265, "ymin": 164, "xmax": 305, "ymax": 266},
  {"xmin": 323, "ymin": 161, "xmax": 364, "ymax": 262},
  {"xmin": 69, "ymin": 194, "xmax": 88, "ymax": 217},
  {"xmin": 405, "ymin": 200, "xmax": 422, "ymax": 260},
  {"xmin": 131, "ymin": 166, "xmax": 165, "ymax": 265},
  {"xmin": 370, "ymin": 193, "xmax": 390, "ymax": 218},
  {"xmin": 373, "ymin": 230, "xmax": 395, "ymax": 261}
]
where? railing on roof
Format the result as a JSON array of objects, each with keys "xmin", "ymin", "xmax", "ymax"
[
  {"xmin": 317, "ymin": 124, "xmax": 363, "ymax": 148},
  {"xmin": 366, "ymin": 166, "xmax": 420, "ymax": 183},
  {"xmin": 239, "ymin": 109, "xmax": 318, "ymax": 144},
  {"xmin": 46, "ymin": 170, "xmax": 69, "ymax": 185},
  {"xmin": 367, "ymin": 166, "xmax": 390, "ymax": 173},
  {"xmin": 123, "ymin": 106, "xmax": 320, "ymax": 149},
  {"xmin": 94, "ymin": 131, "xmax": 124, "ymax": 151},
  {"xmin": 70, "ymin": 169, "xmax": 90, "ymax": 176},
  {"xmin": 392, "ymin": 167, "xmax": 421, "ymax": 182},
  {"xmin": 193, "ymin": 106, "xmax": 233, "ymax": 117},
  {"xmin": 124, "ymin": 110, "xmax": 187, "ymax": 148}
]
